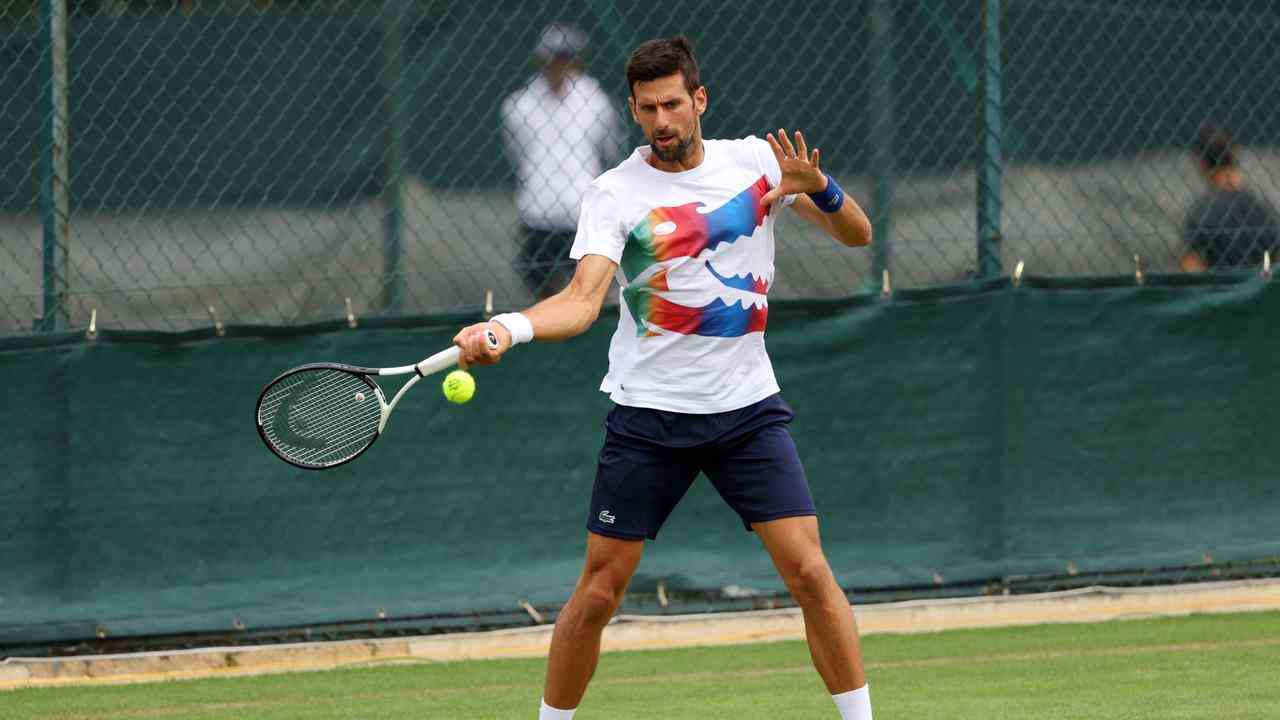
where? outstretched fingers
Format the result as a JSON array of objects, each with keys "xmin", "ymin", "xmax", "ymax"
[
  {"xmin": 778, "ymin": 127, "xmax": 798, "ymax": 159},
  {"xmin": 766, "ymin": 132, "xmax": 787, "ymax": 163},
  {"xmin": 765, "ymin": 128, "xmax": 824, "ymax": 202},
  {"xmin": 795, "ymin": 130, "xmax": 809, "ymax": 163}
]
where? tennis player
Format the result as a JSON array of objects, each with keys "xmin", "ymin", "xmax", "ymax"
[{"xmin": 455, "ymin": 35, "xmax": 874, "ymax": 720}]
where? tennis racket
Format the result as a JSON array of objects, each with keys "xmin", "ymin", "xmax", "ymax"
[{"xmin": 256, "ymin": 330, "xmax": 497, "ymax": 470}]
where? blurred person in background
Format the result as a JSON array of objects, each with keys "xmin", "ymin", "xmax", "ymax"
[
  {"xmin": 1181, "ymin": 122, "xmax": 1279, "ymax": 272},
  {"xmin": 502, "ymin": 24, "xmax": 623, "ymax": 298}
]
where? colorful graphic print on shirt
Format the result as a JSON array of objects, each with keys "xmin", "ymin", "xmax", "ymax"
[{"xmin": 620, "ymin": 176, "xmax": 772, "ymax": 337}]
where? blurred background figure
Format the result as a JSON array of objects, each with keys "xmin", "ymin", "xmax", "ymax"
[
  {"xmin": 1181, "ymin": 122, "xmax": 1279, "ymax": 272},
  {"xmin": 502, "ymin": 24, "xmax": 622, "ymax": 299}
]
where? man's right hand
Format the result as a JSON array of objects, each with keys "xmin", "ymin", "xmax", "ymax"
[{"xmin": 453, "ymin": 322, "xmax": 512, "ymax": 368}]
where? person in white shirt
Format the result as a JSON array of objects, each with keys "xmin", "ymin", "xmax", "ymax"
[
  {"xmin": 458, "ymin": 36, "xmax": 874, "ymax": 720},
  {"xmin": 501, "ymin": 24, "xmax": 622, "ymax": 298}
]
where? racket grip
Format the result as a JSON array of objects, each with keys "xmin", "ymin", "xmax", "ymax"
[
  {"xmin": 416, "ymin": 347, "xmax": 460, "ymax": 376},
  {"xmin": 415, "ymin": 330, "xmax": 499, "ymax": 376}
]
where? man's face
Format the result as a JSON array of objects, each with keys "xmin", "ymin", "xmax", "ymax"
[{"xmin": 629, "ymin": 73, "xmax": 707, "ymax": 163}]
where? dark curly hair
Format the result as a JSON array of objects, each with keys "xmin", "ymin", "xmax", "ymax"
[{"xmin": 625, "ymin": 35, "xmax": 701, "ymax": 98}]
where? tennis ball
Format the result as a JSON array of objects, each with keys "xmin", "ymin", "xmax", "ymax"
[{"xmin": 442, "ymin": 370, "xmax": 476, "ymax": 404}]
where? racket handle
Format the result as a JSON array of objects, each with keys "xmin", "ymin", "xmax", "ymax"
[
  {"xmin": 415, "ymin": 329, "xmax": 499, "ymax": 376},
  {"xmin": 416, "ymin": 347, "xmax": 460, "ymax": 376}
]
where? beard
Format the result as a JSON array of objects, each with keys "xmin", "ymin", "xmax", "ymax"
[{"xmin": 650, "ymin": 131, "xmax": 695, "ymax": 163}]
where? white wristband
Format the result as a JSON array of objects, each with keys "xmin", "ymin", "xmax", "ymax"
[{"xmin": 490, "ymin": 312, "xmax": 534, "ymax": 345}]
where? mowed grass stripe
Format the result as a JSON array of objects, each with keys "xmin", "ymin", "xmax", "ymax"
[
  {"xmin": 23, "ymin": 635, "xmax": 1280, "ymax": 720},
  {"xmin": 5, "ymin": 610, "xmax": 1279, "ymax": 720}
]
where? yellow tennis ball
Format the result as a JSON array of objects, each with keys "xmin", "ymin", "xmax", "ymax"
[{"xmin": 442, "ymin": 370, "xmax": 476, "ymax": 404}]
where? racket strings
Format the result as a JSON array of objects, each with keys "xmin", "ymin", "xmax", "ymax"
[
  {"xmin": 258, "ymin": 369, "xmax": 381, "ymax": 467},
  {"xmin": 260, "ymin": 373, "xmax": 370, "ymax": 458},
  {"xmin": 262, "ymin": 374, "xmax": 378, "ymax": 464},
  {"xmin": 265, "ymin": 372, "xmax": 379, "ymax": 442},
  {"xmin": 275, "ymin": 380, "xmax": 370, "ymax": 438}
]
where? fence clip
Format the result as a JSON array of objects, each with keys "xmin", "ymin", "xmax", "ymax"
[
  {"xmin": 1133, "ymin": 254, "xmax": 1144, "ymax": 286},
  {"xmin": 518, "ymin": 599, "xmax": 544, "ymax": 624},
  {"xmin": 345, "ymin": 297, "xmax": 358, "ymax": 329},
  {"xmin": 86, "ymin": 308, "xmax": 98, "ymax": 340},
  {"xmin": 206, "ymin": 305, "xmax": 226, "ymax": 337},
  {"xmin": 483, "ymin": 289, "xmax": 494, "ymax": 320},
  {"xmin": 1263, "ymin": 250, "xmax": 1272, "ymax": 280},
  {"xmin": 1012, "ymin": 260, "xmax": 1025, "ymax": 287},
  {"xmin": 881, "ymin": 269, "xmax": 892, "ymax": 298}
]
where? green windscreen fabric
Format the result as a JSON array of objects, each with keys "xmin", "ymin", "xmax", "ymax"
[{"xmin": 2, "ymin": 280, "xmax": 1277, "ymax": 647}]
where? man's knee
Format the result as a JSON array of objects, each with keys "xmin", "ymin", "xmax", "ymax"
[
  {"xmin": 562, "ymin": 532, "xmax": 642, "ymax": 629},
  {"xmin": 780, "ymin": 552, "xmax": 837, "ymax": 603},
  {"xmin": 568, "ymin": 569, "xmax": 627, "ymax": 628},
  {"xmin": 570, "ymin": 543, "xmax": 638, "ymax": 626}
]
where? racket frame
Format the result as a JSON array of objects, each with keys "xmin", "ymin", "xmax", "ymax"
[
  {"xmin": 255, "ymin": 333, "xmax": 495, "ymax": 470},
  {"xmin": 255, "ymin": 362, "xmax": 385, "ymax": 470}
]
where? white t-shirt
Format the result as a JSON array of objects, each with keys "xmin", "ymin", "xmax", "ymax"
[
  {"xmin": 569, "ymin": 136, "xmax": 796, "ymax": 413},
  {"xmin": 501, "ymin": 72, "xmax": 621, "ymax": 231}
]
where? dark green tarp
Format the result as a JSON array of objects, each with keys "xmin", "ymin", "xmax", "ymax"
[{"xmin": 2, "ymin": 279, "xmax": 1277, "ymax": 647}]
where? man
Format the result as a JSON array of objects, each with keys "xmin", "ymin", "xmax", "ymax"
[
  {"xmin": 457, "ymin": 36, "xmax": 874, "ymax": 720},
  {"xmin": 1181, "ymin": 122, "xmax": 1279, "ymax": 272},
  {"xmin": 502, "ymin": 24, "xmax": 622, "ymax": 299}
]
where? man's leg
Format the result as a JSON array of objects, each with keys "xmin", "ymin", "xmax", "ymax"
[
  {"xmin": 542, "ymin": 402, "xmax": 698, "ymax": 716},
  {"xmin": 542, "ymin": 531, "xmax": 645, "ymax": 713},
  {"xmin": 754, "ymin": 515, "xmax": 870, "ymax": 715}
]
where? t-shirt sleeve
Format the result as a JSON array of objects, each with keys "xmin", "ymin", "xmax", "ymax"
[
  {"xmin": 569, "ymin": 183, "xmax": 626, "ymax": 263},
  {"xmin": 748, "ymin": 135, "xmax": 797, "ymax": 207}
]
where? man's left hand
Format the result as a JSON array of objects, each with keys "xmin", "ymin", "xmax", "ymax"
[{"xmin": 761, "ymin": 128, "xmax": 826, "ymax": 207}]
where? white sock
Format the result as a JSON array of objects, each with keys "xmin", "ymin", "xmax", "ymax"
[
  {"xmin": 832, "ymin": 684, "xmax": 872, "ymax": 720},
  {"xmin": 539, "ymin": 698, "xmax": 576, "ymax": 719}
]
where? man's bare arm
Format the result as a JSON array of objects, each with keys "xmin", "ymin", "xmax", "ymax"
[
  {"xmin": 789, "ymin": 192, "xmax": 872, "ymax": 248},
  {"xmin": 454, "ymin": 253, "xmax": 618, "ymax": 365},
  {"xmin": 522, "ymin": 253, "xmax": 618, "ymax": 341}
]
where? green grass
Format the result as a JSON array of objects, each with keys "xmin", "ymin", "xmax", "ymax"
[{"xmin": 5, "ymin": 611, "xmax": 1280, "ymax": 719}]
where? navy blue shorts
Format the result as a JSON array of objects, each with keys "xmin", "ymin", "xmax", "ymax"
[{"xmin": 587, "ymin": 394, "xmax": 816, "ymax": 540}]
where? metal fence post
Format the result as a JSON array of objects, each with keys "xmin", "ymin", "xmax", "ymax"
[
  {"xmin": 976, "ymin": 0, "xmax": 1003, "ymax": 280},
  {"xmin": 868, "ymin": 0, "xmax": 895, "ymax": 289},
  {"xmin": 39, "ymin": 0, "xmax": 70, "ymax": 332},
  {"xmin": 380, "ymin": 0, "xmax": 407, "ymax": 314}
]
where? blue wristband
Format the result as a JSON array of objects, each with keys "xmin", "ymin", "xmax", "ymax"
[{"xmin": 807, "ymin": 174, "xmax": 845, "ymax": 213}]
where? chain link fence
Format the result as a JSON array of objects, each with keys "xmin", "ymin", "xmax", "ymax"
[{"xmin": 2, "ymin": 0, "xmax": 1278, "ymax": 335}]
